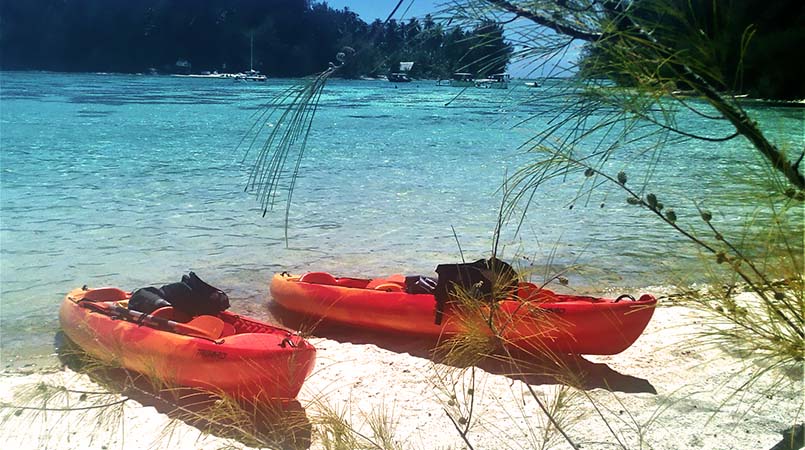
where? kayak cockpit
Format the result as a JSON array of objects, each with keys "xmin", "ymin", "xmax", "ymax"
[{"xmin": 294, "ymin": 272, "xmax": 591, "ymax": 304}]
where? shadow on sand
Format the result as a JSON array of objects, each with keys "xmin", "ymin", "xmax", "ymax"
[
  {"xmin": 268, "ymin": 301, "xmax": 657, "ymax": 395},
  {"xmin": 54, "ymin": 332, "xmax": 312, "ymax": 450}
]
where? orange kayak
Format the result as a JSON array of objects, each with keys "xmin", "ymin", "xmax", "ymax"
[
  {"xmin": 60, "ymin": 287, "xmax": 316, "ymax": 402},
  {"xmin": 270, "ymin": 272, "xmax": 657, "ymax": 355}
]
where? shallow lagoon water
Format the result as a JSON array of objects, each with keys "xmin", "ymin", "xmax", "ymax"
[{"xmin": 1, "ymin": 72, "xmax": 802, "ymax": 363}]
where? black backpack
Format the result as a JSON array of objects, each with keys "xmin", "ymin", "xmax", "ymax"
[
  {"xmin": 129, "ymin": 272, "xmax": 230, "ymax": 316},
  {"xmin": 433, "ymin": 257, "xmax": 518, "ymax": 324}
]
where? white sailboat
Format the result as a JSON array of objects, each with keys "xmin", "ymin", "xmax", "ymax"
[{"xmin": 235, "ymin": 33, "xmax": 267, "ymax": 82}]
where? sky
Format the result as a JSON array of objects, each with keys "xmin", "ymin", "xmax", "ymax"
[{"xmin": 322, "ymin": 0, "xmax": 442, "ymax": 23}]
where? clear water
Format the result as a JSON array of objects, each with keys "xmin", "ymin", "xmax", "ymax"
[{"xmin": 1, "ymin": 72, "xmax": 803, "ymax": 364}]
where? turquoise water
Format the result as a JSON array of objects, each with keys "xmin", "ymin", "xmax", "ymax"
[{"xmin": 1, "ymin": 72, "xmax": 803, "ymax": 364}]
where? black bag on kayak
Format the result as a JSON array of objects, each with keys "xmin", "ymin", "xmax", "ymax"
[
  {"xmin": 176, "ymin": 272, "xmax": 230, "ymax": 315},
  {"xmin": 128, "ymin": 287, "xmax": 171, "ymax": 314},
  {"xmin": 405, "ymin": 275, "xmax": 438, "ymax": 294},
  {"xmin": 433, "ymin": 257, "xmax": 518, "ymax": 324},
  {"xmin": 128, "ymin": 272, "xmax": 230, "ymax": 316}
]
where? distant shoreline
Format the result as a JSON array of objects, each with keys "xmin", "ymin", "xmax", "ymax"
[
  {"xmin": 3, "ymin": 70, "xmax": 802, "ymax": 106},
  {"xmin": 0, "ymin": 68, "xmax": 562, "ymax": 81}
]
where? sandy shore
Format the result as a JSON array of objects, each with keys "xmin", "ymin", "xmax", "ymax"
[{"xmin": 1, "ymin": 304, "xmax": 801, "ymax": 450}]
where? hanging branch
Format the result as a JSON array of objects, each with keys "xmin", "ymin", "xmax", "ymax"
[
  {"xmin": 240, "ymin": 47, "xmax": 353, "ymax": 245},
  {"xmin": 241, "ymin": 1, "xmax": 408, "ymax": 245},
  {"xmin": 484, "ymin": 0, "xmax": 602, "ymax": 41}
]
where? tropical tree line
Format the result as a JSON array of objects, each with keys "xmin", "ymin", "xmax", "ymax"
[{"xmin": 0, "ymin": 0, "xmax": 512, "ymax": 79}]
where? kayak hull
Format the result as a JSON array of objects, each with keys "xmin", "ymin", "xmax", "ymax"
[
  {"xmin": 60, "ymin": 287, "xmax": 316, "ymax": 402},
  {"xmin": 270, "ymin": 273, "xmax": 656, "ymax": 355}
]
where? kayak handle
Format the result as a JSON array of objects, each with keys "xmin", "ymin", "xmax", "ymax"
[
  {"xmin": 280, "ymin": 336, "xmax": 297, "ymax": 348},
  {"xmin": 614, "ymin": 294, "xmax": 636, "ymax": 303}
]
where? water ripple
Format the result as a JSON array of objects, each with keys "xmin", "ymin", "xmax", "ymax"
[{"xmin": 1, "ymin": 71, "xmax": 802, "ymax": 362}]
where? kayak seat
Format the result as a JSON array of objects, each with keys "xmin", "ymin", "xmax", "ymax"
[
  {"xmin": 366, "ymin": 274, "xmax": 405, "ymax": 291},
  {"xmin": 149, "ymin": 306, "xmax": 194, "ymax": 323},
  {"xmin": 299, "ymin": 272, "xmax": 338, "ymax": 285},
  {"xmin": 82, "ymin": 287, "xmax": 129, "ymax": 302},
  {"xmin": 151, "ymin": 306, "xmax": 174, "ymax": 319},
  {"xmin": 372, "ymin": 283, "xmax": 405, "ymax": 292},
  {"xmin": 516, "ymin": 282, "xmax": 558, "ymax": 303},
  {"xmin": 334, "ymin": 277, "xmax": 370, "ymax": 289},
  {"xmin": 220, "ymin": 322, "xmax": 237, "ymax": 337}
]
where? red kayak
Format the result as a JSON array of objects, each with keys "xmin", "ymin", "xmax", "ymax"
[
  {"xmin": 60, "ymin": 286, "xmax": 316, "ymax": 402},
  {"xmin": 270, "ymin": 272, "xmax": 657, "ymax": 355}
]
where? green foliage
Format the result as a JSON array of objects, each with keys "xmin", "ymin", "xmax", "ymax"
[
  {"xmin": 578, "ymin": 0, "xmax": 805, "ymax": 99},
  {"xmin": 0, "ymin": 0, "xmax": 512, "ymax": 79}
]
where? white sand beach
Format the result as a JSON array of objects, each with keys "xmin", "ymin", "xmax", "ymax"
[{"xmin": 1, "ymin": 304, "xmax": 801, "ymax": 450}]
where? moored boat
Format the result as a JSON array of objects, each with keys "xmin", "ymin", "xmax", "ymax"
[
  {"xmin": 60, "ymin": 286, "xmax": 316, "ymax": 402},
  {"xmin": 234, "ymin": 69, "xmax": 267, "ymax": 82},
  {"xmin": 387, "ymin": 72, "xmax": 412, "ymax": 82},
  {"xmin": 387, "ymin": 61, "xmax": 414, "ymax": 82},
  {"xmin": 234, "ymin": 33, "xmax": 267, "ymax": 82},
  {"xmin": 476, "ymin": 73, "xmax": 511, "ymax": 89},
  {"xmin": 449, "ymin": 72, "xmax": 475, "ymax": 87},
  {"xmin": 270, "ymin": 271, "xmax": 656, "ymax": 355}
]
